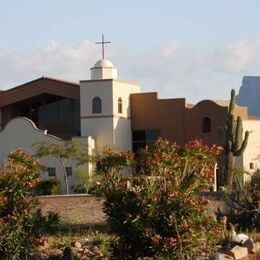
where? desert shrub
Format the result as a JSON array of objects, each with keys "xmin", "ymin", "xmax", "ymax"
[
  {"xmin": 97, "ymin": 139, "xmax": 224, "ymax": 259},
  {"xmin": 34, "ymin": 178, "xmax": 61, "ymax": 195},
  {"xmin": 0, "ymin": 149, "xmax": 43, "ymax": 259},
  {"xmin": 222, "ymin": 170, "xmax": 260, "ymax": 231}
]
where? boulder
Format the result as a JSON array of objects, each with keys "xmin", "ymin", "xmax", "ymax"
[
  {"xmin": 255, "ymin": 241, "xmax": 260, "ymax": 251},
  {"xmin": 211, "ymin": 253, "xmax": 233, "ymax": 260},
  {"xmin": 241, "ymin": 238, "xmax": 255, "ymax": 253},
  {"xmin": 226, "ymin": 245, "xmax": 248, "ymax": 259}
]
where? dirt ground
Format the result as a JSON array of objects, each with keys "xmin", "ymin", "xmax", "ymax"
[{"xmin": 38, "ymin": 195, "xmax": 106, "ymax": 225}]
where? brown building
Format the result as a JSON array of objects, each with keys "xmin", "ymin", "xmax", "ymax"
[
  {"xmin": 130, "ymin": 92, "xmax": 249, "ymax": 152},
  {"xmin": 0, "ymin": 77, "xmax": 80, "ymax": 139}
]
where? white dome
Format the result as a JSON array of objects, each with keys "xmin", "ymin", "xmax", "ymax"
[
  {"xmin": 90, "ymin": 59, "xmax": 117, "ymax": 80},
  {"xmin": 94, "ymin": 59, "xmax": 114, "ymax": 68}
]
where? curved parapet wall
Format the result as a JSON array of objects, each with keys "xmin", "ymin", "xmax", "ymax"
[
  {"xmin": 0, "ymin": 117, "xmax": 93, "ymax": 194},
  {"xmin": 0, "ymin": 117, "xmax": 64, "ymax": 161}
]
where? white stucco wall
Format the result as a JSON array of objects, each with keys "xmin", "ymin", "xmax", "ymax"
[
  {"xmin": 112, "ymin": 80, "xmax": 141, "ymax": 118},
  {"xmin": 241, "ymin": 120, "xmax": 260, "ymax": 175},
  {"xmin": 0, "ymin": 117, "xmax": 94, "ymax": 193},
  {"xmin": 81, "ymin": 117, "xmax": 114, "ymax": 152},
  {"xmin": 113, "ymin": 117, "xmax": 132, "ymax": 151},
  {"xmin": 80, "ymin": 80, "xmax": 113, "ymax": 119},
  {"xmin": 80, "ymin": 79, "xmax": 140, "ymax": 152}
]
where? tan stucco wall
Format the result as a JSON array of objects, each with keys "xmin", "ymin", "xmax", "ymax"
[
  {"xmin": 131, "ymin": 94, "xmax": 250, "ymax": 146},
  {"xmin": 130, "ymin": 93, "xmax": 186, "ymax": 144},
  {"xmin": 185, "ymin": 100, "xmax": 228, "ymax": 145}
]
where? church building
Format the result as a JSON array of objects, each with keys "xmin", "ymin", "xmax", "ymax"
[{"xmin": 0, "ymin": 49, "xmax": 259, "ymax": 192}]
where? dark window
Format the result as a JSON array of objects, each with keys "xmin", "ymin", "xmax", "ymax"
[
  {"xmin": 118, "ymin": 97, "xmax": 123, "ymax": 113},
  {"xmin": 47, "ymin": 167, "xmax": 56, "ymax": 177},
  {"xmin": 249, "ymin": 162, "xmax": 254, "ymax": 170},
  {"xmin": 65, "ymin": 167, "xmax": 73, "ymax": 177},
  {"xmin": 202, "ymin": 117, "xmax": 211, "ymax": 133},
  {"xmin": 132, "ymin": 129, "xmax": 160, "ymax": 153},
  {"xmin": 92, "ymin": 97, "xmax": 102, "ymax": 114}
]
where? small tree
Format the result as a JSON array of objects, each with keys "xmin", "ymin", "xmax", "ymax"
[
  {"xmin": 33, "ymin": 141, "xmax": 86, "ymax": 194},
  {"xmin": 219, "ymin": 89, "xmax": 249, "ymax": 186}
]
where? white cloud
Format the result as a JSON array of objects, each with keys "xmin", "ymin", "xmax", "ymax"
[
  {"xmin": 213, "ymin": 39, "xmax": 260, "ymax": 73},
  {"xmin": 0, "ymin": 39, "xmax": 260, "ymax": 103}
]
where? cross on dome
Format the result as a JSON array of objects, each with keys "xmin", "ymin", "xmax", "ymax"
[{"xmin": 95, "ymin": 34, "xmax": 111, "ymax": 59}]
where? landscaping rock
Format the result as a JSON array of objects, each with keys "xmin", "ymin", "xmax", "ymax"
[
  {"xmin": 232, "ymin": 233, "xmax": 249, "ymax": 244},
  {"xmin": 226, "ymin": 245, "xmax": 248, "ymax": 259},
  {"xmin": 241, "ymin": 238, "xmax": 255, "ymax": 253},
  {"xmin": 75, "ymin": 241, "xmax": 82, "ymax": 249},
  {"xmin": 211, "ymin": 253, "xmax": 233, "ymax": 260},
  {"xmin": 254, "ymin": 241, "xmax": 260, "ymax": 251}
]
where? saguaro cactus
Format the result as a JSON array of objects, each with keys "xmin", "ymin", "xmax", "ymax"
[{"xmin": 220, "ymin": 89, "xmax": 249, "ymax": 186}]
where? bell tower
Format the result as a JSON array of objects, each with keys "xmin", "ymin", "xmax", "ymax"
[{"xmin": 79, "ymin": 36, "xmax": 140, "ymax": 152}]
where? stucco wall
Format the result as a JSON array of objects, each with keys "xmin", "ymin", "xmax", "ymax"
[
  {"xmin": 0, "ymin": 117, "xmax": 91, "ymax": 193},
  {"xmin": 80, "ymin": 79, "xmax": 140, "ymax": 151},
  {"xmin": 130, "ymin": 93, "xmax": 186, "ymax": 144},
  {"xmin": 241, "ymin": 120, "xmax": 260, "ymax": 175},
  {"xmin": 185, "ymin": 100, "xmax": 227, "ymax": 145}
]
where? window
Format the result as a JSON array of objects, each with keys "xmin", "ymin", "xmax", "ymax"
[
  {"xmin": 92, "ymin": 97, "xmax": 102, "ymax": 114},
  {"xmin": 132, "ymin": 129, "xmax": 160, "ymax": 153},
  {"xmin": 65, "ymin": 167, "xmax": 73, "ymax": 177},
  {"xmin": 118, "ymin": 97, "xmax": 123, "ymax": 114},
  {"xmin": 47, "ymin": 167, "xmax": 56, "ymax": 177},
  {"xmin": 202, "ymin": 117, "xmax": 211, "ymax": 133},
  {"xmin": 249, "ymin": 162, "xmax": 254, "ymax": 170}
]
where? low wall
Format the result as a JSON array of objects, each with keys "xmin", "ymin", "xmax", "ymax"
[{"xmin": 198, "ymin": 191, "xmax": 230, "ymax": 216}]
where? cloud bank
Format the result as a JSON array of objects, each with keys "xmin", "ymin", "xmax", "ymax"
[{"xmin": 1, "ymin": 38, "xmax": 260, "ymax": 103}]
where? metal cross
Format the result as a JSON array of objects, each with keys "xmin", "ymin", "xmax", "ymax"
[{"xmin": 95, "ymin": 34, "xmax": 111, "ymax": 59}]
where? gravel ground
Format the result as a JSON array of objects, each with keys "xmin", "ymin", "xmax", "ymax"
[{"xmin": 38, "ymin": 195, "xmax": 106, "ymax": 225}]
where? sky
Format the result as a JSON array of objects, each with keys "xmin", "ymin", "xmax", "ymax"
[{"xmin": 1, "ymin": 0, "xmax": 260, "ymax": 103}]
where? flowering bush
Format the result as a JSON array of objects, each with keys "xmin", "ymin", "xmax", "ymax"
[
  {"xmin": 0, "ymin": 149, "xmax": 43, "ymax": 259},
  {"xmin": 97, "ymin": 139, "xmax": 223, "ymax": 258}
]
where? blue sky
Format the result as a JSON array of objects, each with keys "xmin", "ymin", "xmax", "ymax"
[{"xmin": 1, "ymin": 1, "xmax": 260, "ymax": 102}]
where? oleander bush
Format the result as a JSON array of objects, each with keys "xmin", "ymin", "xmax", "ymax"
[
  {"xmin": 97, "ymin": 139, "xmax": 224, "ymax": 259},
  {"xmin": 0, "ymin": 149, "xmax": 43, "ymax": 259}
]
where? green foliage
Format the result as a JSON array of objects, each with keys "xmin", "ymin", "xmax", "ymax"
[
  {"xmin": 97, "ymin": 139, "xmax": 223, "ymax": 258},
  {"xmin": 72, "ymin": 168, "xmax": 98, "ymax": 194},
  {"xmin": 221, "ymin": 170, "xmax": 260, "ymax": 231},
  {"xmin": 0, "ymin": 149, "xmax": 43, "ymax": 259},
  {"xmin": 219, "ymin": 89, "xmax": 249, "ymax": 186},
  {"xmin": 33, "ymin": 141, "xmax": 88, "ymax": 194},
  {"xmin": 34, "ymin": 178, "xmax": 61, "ymax": 195}
]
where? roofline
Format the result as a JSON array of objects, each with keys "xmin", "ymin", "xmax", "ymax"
[
  {"xmin": 0, "ymin": 76, "xmax": 79, "ymax": 95},
  {"xmin": 80, "ymin": 78, "xmax": 140, "ymax": 86}
]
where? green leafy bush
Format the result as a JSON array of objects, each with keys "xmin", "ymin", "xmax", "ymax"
[
  {"xmin": 34, "ymin": 178, "xmax": 61, "ymax": 195},
  {"xmin": 97, "ymin": 139, "xmax": 224, "ymax": 259},
  {"xmin": 0, "ymin": 149, "xmax": 43, "ymax": 259}
]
